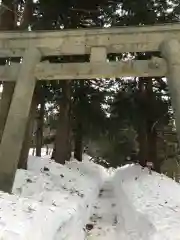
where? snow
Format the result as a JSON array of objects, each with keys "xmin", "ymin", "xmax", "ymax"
[
  {"xmin": 0, "ymin": 149, "xmax": 180, "ymax": 239},
  {"xmin": 86, "ymin": 179, "xmax": 118, "ymax": 240},
  {"xmin": 114, "ymin": 164, "xmax": 180, "ymax": 240},
  {"xmin": 0, "ymin": 153, "xmax": 107, "ymax": 240},
  {"xmin": 0, "ymin": 192, "xmax": 70, "ymax": 240}
]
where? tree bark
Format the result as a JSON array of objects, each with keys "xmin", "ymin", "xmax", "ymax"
[
  {"xmin": 137, "ymin": 122, "xmax": 148, "ymax": 167},
  {"xmin": 147, "ymin": 120, "xmax": 160, "ymax": 172},
  {"xmin": 146, "ymin": 79, "xmax": 160, "ymax": 172},
  {"xmin": 46, "ymin": 145, "xmax": 49, "ymax": 155},
  {"xmin": 67, "ymin": 127, "xmax": 72, "ymax": 160},
  {"xmin": 18, "ymin": 92, "xmax": 38, "ymax": 169},
  {"xmin": 137, "ymin": 79, "xmax": 148, "ymax": 167},
  {"xmin": 19, "ymin": 0, "xmax": 33, "ymax": 29},
  {"xmin": 74, "ymin": 121, "xmax": 83, "ymax": 161},
  {"xmin": 32, "ymin": 148, "xmax": 35, "ymax": 156},
  {"xmin": 51, "ymin": 147, "xmax": 55, "ymax": 159},
  {"xmin": 54, "ymin": 81, "xmax": 71, "ymax": 164},
  {"xmin": 36, "ymin": 92, "xmax": 45, "ymax": 157},
  {"xmin": 0, "ymin": 0, "xmax": 16, "ymax": 30},
  {"xmin": 73, "ymin": 80, "xmax": 85, "ymax": 161}
]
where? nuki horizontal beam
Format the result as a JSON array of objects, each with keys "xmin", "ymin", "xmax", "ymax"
[
  {"xmin": 0, "ymin": 24, "xmax": 179, "ymax": 56},
  {"xmin": 0, "ymin": 58, "xmax": 167, "ymax": 80}
]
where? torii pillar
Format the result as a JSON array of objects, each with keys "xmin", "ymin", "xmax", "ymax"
[
  {"xmin": 0, "ymin": 47, "xmax": 41, "ymax": 193},
  {"xmin": 160, "ymin": 39, "xmax": 180, "ymax": 143}
]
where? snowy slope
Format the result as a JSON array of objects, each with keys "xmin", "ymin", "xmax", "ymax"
[{"xmin": 114, "ymin": 165, "xmax": 180, "ymax": 240}]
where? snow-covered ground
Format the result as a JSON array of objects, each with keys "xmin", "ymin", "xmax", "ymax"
[
  {"xmin": 86, "ymin": 179, "xmax": 118, "ymax": 240},
  {"xmin": 0, "ymin": 149, "xmax": 179, "ymax": 239},
  {"xmin": 114, "ymin": 165, "xmax": 180, "ymax": 239},
  {"xmin": 0, "ymin": 152, "xmax": 107, "ymax": 239}
]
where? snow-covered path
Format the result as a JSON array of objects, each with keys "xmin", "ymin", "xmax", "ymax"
[{"xmin": 86, "ymin": 179, "xmax": 118, "ymax": 240}]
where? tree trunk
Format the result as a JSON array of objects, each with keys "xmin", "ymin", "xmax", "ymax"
[
  {"xmin": 36, "ymin": 93, "xmax": 45, "ymax": 157},
  {"xmin": 137, "ymin": 122, "xmax": 148, "ymax": 167},
  {"xmin": 147, "ymin": 120, "xmax": 160, "ymax": 172},
  {"xmin": 46, "ymin": 145, "xmax": 49, "ymax": 155},
  {"xmin": 19, "ymin": 0, "xmax": 33, "ymax": 29},
  {"xmin": 18, "ymin": 92, "xmax": 37, "ymax": 169},
  {"xmin": 74, "ymin": 121, "xmax": 83, "ymax": 161},
  {"xmin": 54, "ymin": 81, "xmax": 71, "ymax": 164},
  {"xmin": 73, "ymin": 80, "xmax": 85, "ymax": 161},
  {"xmin": 32, "ymin": 148, "xmax": 35, "ymax": 156},
  {"xmin": 51, "ymin": 147, "xmax": 55, "ymax": 159},
  {"xmin": 137, "ymin": 79, "xmax": 148, "ymax": 167},
  {"xmin": 67, "ymin": 127, "xmax": 72, "ymax": 160},
  {"xmin": 0, "ymin": 0, "xmax": 16, "ymax": 30},
  {"xmin": 146, "ymin": 79, "xmax": 160, "ymax": 172}
]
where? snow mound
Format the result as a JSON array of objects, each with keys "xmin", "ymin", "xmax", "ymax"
[
  {"xmin": 0, "ymin": 191, "xmax": 68, "ymax": 240},
  {"xmin": 0, "ymin": 155, "xmax": 107, "ymax": 240},
  {"xmin": 114, "ymin": 164, "xmax": 180, "ymax": 240}
]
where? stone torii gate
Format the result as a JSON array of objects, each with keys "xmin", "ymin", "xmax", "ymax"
[{"xmin": 0, "ymin": 23, "xmax": 179, "ymax": 192}]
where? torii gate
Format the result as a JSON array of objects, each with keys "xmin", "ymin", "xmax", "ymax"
[{"xmin": 0, "ymin": 23, "xmax": 179, "ymax": 192}]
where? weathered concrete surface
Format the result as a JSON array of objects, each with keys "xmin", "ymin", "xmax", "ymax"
[
  {"xmin": 0, "ymin": 59, "xmax": 167, "ymax": 81},
  {"xmin": 90, "ymin": 47, "xmax": 107, "ymax": 62},
  {"xmin": 160, "ymin": 39, "xmax": 180, "ymax": 144},
  {"xmin": 0, "ymin": 48, "xmax": 41, "ymax": 193},
  {"xmin": 0, "ymin": 23, "xmax": 179, "ymax": 56},
  {"xmin": 0, "ymin": 82, "xmax": 15, "ymax": 143}
]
